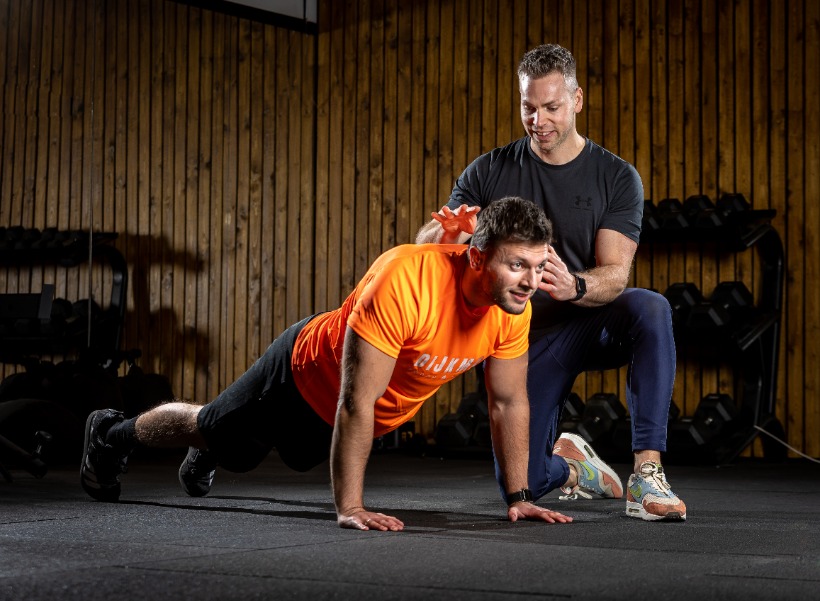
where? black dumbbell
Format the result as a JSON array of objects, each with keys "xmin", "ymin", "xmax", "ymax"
[
  {"xmin": 687, "ymin": 281, "xmax": 754, "ymax": 330},
  {"xmin": 434, "ymin": 412, "xmax": 475, "ymax": 448},
  {"xmin": 41, "ymin": 297, "xmax": 73, "ymax": 336},
  {"xmin": 71, "ymin": 298, "xmax": 103, "ymax": 322},
  {"xmin": 716, "ymin": 192, "xmax": 750, "ymax": 216},
  {"xmin": 667, "ymin": 399, "xmax": 681, "ymax": 422},
  {"xmin": 14, "ymin": 228, "xmax": 41, "ymax": 250},
  {"xmin": 642, "ymin": 200, "xmax": 662, "ymax": 232},
  {"xmin": 711, "ymin": 281, "xmax": 754, "ymax": 316},
  {"xmin": 31, "ymin": 228, "xmax": 58, "ymax": 250},
  {"xmin": 657, "ymin": 198, "xmax": 690, "ymax": 229},
  {"xmin": 577, "ymin": 393, "xmax": 626, "ymax": 443},
  {"xmin": 684, "ymin": 195, "xmax": 724, "ymax": 228},
  {"xmin": 559, "ymin": 392, "xmax": 585, "ymax": 434},
  {"xmin": 65, "ymin": 298, "xmax": 103, "ymax": 336},
  {"xmin": 690, "ymin": 393, "xmax": 738, "ymax": 443},
  {"xmin": 457, "ymin": 391, "xmax": 488, "ymax": 422},
  {"xmin": 664, "ymin": 283, "xmax": 704, "ymax": 327},
  {"xmin": 434, "ymin": 392, "xmax": 487, "ymax": 448},
  {"xmin": 13, "ymin": 317, "xmax": 40, "ymax": 336}
]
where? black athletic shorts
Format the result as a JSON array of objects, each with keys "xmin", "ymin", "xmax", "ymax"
[{"xmin": 197, "ymin": 314, "xmax": 334, "ymax": 473}]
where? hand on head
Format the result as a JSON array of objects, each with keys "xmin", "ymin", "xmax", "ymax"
[{"xmin": 431, "ymin": 204, "xmax": 480, "ymax": 235}]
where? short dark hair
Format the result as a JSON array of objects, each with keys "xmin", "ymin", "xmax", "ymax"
[
  {"xmin": 470, "ymin": 197, "xmax": 552, "ymax": 253},
  {"xmin": 517, "ymin": 44, "xmax": 578, "ymax": 90}
]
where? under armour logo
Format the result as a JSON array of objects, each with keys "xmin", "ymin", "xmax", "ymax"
[{"xmin": 574, "ymin": 196, "xmax": 593, "ymax": 209}]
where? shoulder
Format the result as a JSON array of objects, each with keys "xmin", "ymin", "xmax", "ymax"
[
  {"xmin": 467, "ymin": 137, "xmax": 529, "ymax": 169},
  {"xmin": 584, "ymin": 139, "xmax": 639, "ymax": 176},
  {"xmin": 488, "ymin": 137, "xmax": 530, "ymax": 164},
  {"xmin": 368, "ymin": 244, "xmax": 465, "ymax": 279}
]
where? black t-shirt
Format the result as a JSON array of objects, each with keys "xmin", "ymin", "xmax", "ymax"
[{"xmin": 448, "ymin": 137, "xmax": 643, "ymax": 336}]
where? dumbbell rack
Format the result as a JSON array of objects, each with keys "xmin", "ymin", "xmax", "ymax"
[
  {"xmin": 640, "ymin": 199, "xmax": 786, "ymax": 463},
  {"xmin": 0, "ymin": 228, "xmax": 127, "ymax": 366}
]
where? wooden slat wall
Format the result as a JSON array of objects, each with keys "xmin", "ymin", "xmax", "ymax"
[
  {"xmin": 1, "ymin": 0, "xmax": 818, "ymax": 457},
  {"xmin": 0, "ymin": 0, "xmax": 316, "ymax": 409}
]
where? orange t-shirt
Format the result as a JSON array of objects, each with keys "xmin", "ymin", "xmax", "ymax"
[{"xmin": 291, "ymin": 244, "xmax": 531, "ymax": 437}]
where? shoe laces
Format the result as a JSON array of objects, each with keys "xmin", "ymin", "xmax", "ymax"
[
  {"xmin": 638, "ymin": 461, "xmax": 671, "ymax": 494},
  {"xmin": 558, "ymin": 486, "xmax": 593, "ymax": 501},
  {"xmin": 559, "ymin": 458, "xmax": 597, "ymax": 500}
]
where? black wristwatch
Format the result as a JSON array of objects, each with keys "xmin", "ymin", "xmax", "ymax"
[
  {"xmin": 571, "ymin": 274, "xmax": 587, "ymax": 301},
  {"xmin": 506, "ymin": 488, "xmax": 533, "ymax": 505}
]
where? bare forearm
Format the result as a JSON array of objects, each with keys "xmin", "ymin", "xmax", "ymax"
[
  {"xmin": 489, "ymin": 397, "xmax": 530, "ymax": 494},
  {"xmin": 415, "ymin": 220, "xmax": 444, "ymax": 244},
  {"xmin": 330, "ymin": 404, "xmax": 375, "ymax": 514}
]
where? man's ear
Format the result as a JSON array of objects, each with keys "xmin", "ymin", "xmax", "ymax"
[{"xmin": 468, "ymin": 246, "xmax": 485, "ymax": 271}]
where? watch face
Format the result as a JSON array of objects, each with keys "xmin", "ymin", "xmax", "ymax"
[{"xmin": 574, "ymin": 275, "xmax": 586, "ymax": 298}]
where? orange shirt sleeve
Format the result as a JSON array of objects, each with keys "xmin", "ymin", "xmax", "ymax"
[
  {"xmin": 346, "ymin": 253, "xmax": 419, "ymax": 359},
  {"xmin": 490, "ymin": 302, "xmax": 531, "ymax": 360}
]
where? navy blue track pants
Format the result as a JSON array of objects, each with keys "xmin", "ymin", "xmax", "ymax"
[{"xmin": 494, "ymin": 288, "xmax": 676, "ymax": 501}]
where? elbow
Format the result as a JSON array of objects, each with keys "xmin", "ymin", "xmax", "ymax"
[{"xmin": 415, "ymin": 224, "xmax": 436, "ymax": 244}]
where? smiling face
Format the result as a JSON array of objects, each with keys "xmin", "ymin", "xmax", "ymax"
[
  {"xmin": 519, "ymin": 72, "xmax": 583, "ymax": 163},
  {"xmin": 468, "ymin": 241, "xmax": 549, "ymax": 315}
]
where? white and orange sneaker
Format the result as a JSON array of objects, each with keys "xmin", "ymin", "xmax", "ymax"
[
  {"xmin": 626, "ymin": 461, "xmax": 687, "ymax": 521},
  {"xmin": 553, "ymin": 432, "xmax": 623, "ymax": 499}
]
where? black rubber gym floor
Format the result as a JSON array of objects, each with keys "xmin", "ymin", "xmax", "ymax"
[{"xmin": 2, "ymin": 450, "xmax": 819, "ymax": 601}]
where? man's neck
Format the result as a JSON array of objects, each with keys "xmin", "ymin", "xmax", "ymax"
[
  {"xmin": 460, "ymin": 260, "xmax": 491, "ymax": 311},
  {"xmin": 531, "ymin": 132, "xmax": 586, "ymax": 165}
]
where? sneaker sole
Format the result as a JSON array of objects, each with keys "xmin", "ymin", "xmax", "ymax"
[
  {"xmin": 559, "ymin": 433, "xmax": 624, "ymax": 498},
  {"xmin": 79, "ymin": 411, "xmax": 121, "ymax": 503},
  {"xmin": 626, "ymin": 500, "xmax": 686, "ymax": 521}
]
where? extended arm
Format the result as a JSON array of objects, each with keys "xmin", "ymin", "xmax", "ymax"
[
  {"xmin": 331, "ymin": 328, "xmax": 405, "ymax": 531},
  {"xmin": 539, "ymin": 228, "xmax": 637, "ymax": 307},
  {"xmin": 484, "ymin": 354, "xmax": 572, "ymax": 524}
]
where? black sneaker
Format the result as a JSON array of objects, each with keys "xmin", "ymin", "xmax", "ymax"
[
  {"xmin": 80, "ymin": 409, "xmax": 130, "ymax": 502},
  {"xmin": 178, "ymin": 447, "xmax": 217, "ymax": 497}
]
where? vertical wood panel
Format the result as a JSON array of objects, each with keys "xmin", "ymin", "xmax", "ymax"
[
  {"xmin": 354, "ymin": 2, "xmax": 370, "ymax": 282},
  {"xmin": 313, "ymin": 3, "xmax": 330, "ymax": 312},
  {"xmin": 381, "ymin": 0, "xmax": 397, "ymax": 249},
  {"xmin": 206, "ymin": 9, "xmax": 225, "ymax": 401},
  {"xmin": 183, "ymin": 6, "xmax": 201, "ymax": 402},
  {"xmin": 785, "ymin": 0, "xmax": 805, "ymax": 455},
  {"xmin": 767, "ymin": 1, "xmax": 788, "ymax": 459},
  {"xmin": 233, "ymin": 16, "xmax": 250, "ymax": 380},
  {"xmin": 1, "ymin": 0, "xmax": 818, "ymax": 455},
  {"xmin": 368, "ymin": 1, "xmax": 385, "ymax": 268},
  {"xmin": 299, "ymin": 30, "xmax": 315, "ymax": 320},
  {"xmin": 804, "ymin": 0, "xmax": 820, "ymax": 457},
  {"xmin": 393, "ymin": 0, "xmax": 412, "ymax": 246},
  {"xmin": 339, "ymin": 0, "xmax": 357, "ymax": 300},
  {"xmin": 194, "ymin": 7, "xmax": 213, "ymax": 402}
]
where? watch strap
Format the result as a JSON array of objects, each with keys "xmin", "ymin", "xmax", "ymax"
[
  {"xmin": 571, "ymin": 274, "xmax": 587, "ymax": 301},
  {"xmin": 506, "ymin": 488, "xmax": 533, "ymax": 505}
]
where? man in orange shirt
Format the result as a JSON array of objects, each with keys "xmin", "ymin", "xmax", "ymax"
[{"xmin": 80, "ymin": 196, "xmax": 574, "ymax": 530}]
